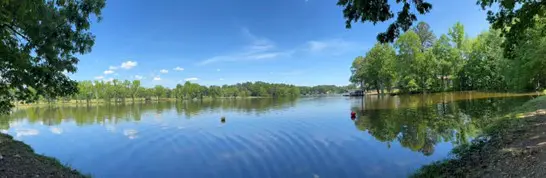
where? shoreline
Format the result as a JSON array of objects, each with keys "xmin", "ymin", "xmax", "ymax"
[
  {"xmin": 0, "ymin": 134, "xmax": 88, "ymax": 177},
  {"xmin": 412, "ymin": 95, "xmax": 546, "ymax": 177}
]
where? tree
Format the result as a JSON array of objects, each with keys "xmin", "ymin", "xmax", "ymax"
[
  {"xmin": 462, "ymin": 29, "xmax": 506, "ymax": 91},
  {"xmin": 448, "ymin": 22, "xmax": 466, "ymax": 50},
  {"xmin": 338, "ymin": 0, "xmax": 545, "ymax": 56},
  {"xmin": 395, "ymin": 30, "xmax": 424, "ymax": 93},
  {"xmin": 363, "ymin": 43, "xmax": 397, "ymax": 94},
  {"xmin": 478, "ymin": 0, "xmax": 546, "ymax": 57},
  {"xmin": 350, "ymin": 56, "xmax": 367, "ymax": 90},
  {"xmin": 154, "ymin": 85, "xmax": 166, "ymax": 100},
  {"xmin": 0, "ymin": 0, "xmax": 106, "ymax": 114},
  {"xmin": 130, "ymin": 80, "xmax": 141, "ymax": 102},
  {"xmin": 337, "ymin": 0, "xmax": 432, "ymax": 43},
  {"xmin": 504, "ymin": 19, "xmax": 546, "ymax": 91},
  {"xmin": 412, "ymin": 22, "xmax": 436, "ymax": 50},
  {"xmin": 432, "ymin": 34, "xmax": 461, "ymax": 91},
  {"xmin": 77, "ymin": 81, "xmax": 94, "ymax": 104}
]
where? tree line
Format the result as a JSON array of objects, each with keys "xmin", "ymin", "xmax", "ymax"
[
  {"xmin": 40, "ymin": 80, "xmax": 353, "ymax": 104},
  {"xmin": 350, "ymin": 20, "xmax": 546, "ymax": 94}
]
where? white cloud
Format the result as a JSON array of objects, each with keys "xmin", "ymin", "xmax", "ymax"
[
  {"xmin": 173, "ymin": 67, "xmax": 184, "ymax": 71},
  {"xmin": 160, "ymin": 69, "xmax": 169, "ymax": 74},
  {"xmin": 109, "ymin": 66, "xmax": 118, "ymax": 70},
  {"xmin": 1, "ymin": 130, "xmax": 8, "ymax": 134},
  {"xmin": 197, "ymin": 28, "xmax": 291, "ymax": 65},
  {"xmin": 185, "ymin": 77, "xmax": 199, "ymax": 81},
  {"xmin": 104, "ymin": 70, "xmax": 114, "ymax": 75},
  {"xmin": 134, "ymin": 75, "xmax": 143, "ymax": 80},
  {"xmin": 153, "ymin": 77, "xmax": 161, "ymax": 81},
  {"xmin": 50, "ymin": 127, "xmax": 63, "ymax": 134},
  {"xmin": 95, "ymin": 76, "xmax": 104, "ymax": 80},
  {"xmin": 219, "ymin": 78, "xmax": 224, "ymax": 81},
  {"xmin": 121, "ymin": 61, "xmax": 138, "ymax": 69}
]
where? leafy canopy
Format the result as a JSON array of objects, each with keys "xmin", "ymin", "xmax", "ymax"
[
  {"xmin": 338, "ymin": 0, "xmax": 546, "ymax": 54},
  {"xmin": 337, "ymin": 0, "xmax": 432, "ymax": 43},
  {"xmin": 0, "ymin": 0, "xmax": 105, "ymax": 114}
]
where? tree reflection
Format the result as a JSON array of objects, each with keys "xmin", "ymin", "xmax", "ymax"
[
  {"xmin": 0, "ymin": 98, "xmax": 297, "ymax": 128},
  {"xmin": 352, "ymin": 93, "xmax": 533, "ymax": 156}
]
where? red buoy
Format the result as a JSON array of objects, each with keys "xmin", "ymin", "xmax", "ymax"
[{"xmin": 351, "ymin": 111, "xmax": 356, "ymax": 120}]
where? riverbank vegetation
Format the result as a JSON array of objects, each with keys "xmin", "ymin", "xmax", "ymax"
[
  {"xmin": 24, "ymin": 81, "xmax": 353, "ymax": 105},
  {"xmin": 350, "ymin": 20, "xmax": 546, "ymax": 94},
  {"xmin": 0, "ymin": 134, "xmax": 88, "ymax": 177},
  {"xmin": 412, "ymin": 95, "xmax": 546, "ymax": 177}
]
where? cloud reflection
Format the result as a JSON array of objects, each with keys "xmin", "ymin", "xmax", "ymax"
[
  {"xmin": 15, "ymin": 128, "xmax": 39, "ymax": 138},
  {"xmin": 50, "ymin": 127, "xmax": 63, "ymax": 134},
  {"xmin": 123, "ymin": 129, "xmax": 138, "ymax": 139}
]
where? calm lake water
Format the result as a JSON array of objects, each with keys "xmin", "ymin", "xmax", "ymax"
[{"xmin": 0, "ymin": 92, "xmax": 538, "ymax": 178}]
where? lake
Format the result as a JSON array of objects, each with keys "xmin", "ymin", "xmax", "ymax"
[{"xmin": 0, "ymin": 92, "xmax": 538, "ymax": 177}]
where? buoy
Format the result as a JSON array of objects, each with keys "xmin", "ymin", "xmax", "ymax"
[
  {"xmin": 351, "ymin": 111, "xmax": 356, "ymax": 120},
  {"xmin": 221, "ymin": 116, "xmax": 226, "ymax": 123}
]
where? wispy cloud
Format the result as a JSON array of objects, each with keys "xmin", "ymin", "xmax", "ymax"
[
  {"xmin": 173, "ymin": 67, "xmax": 184, "ymax": 71},
  {"xmin": 160, "ymin": 69, "xmax": 169, "ymax": 74},
  {"xmin": 304, "ymin": 39, "xmax": 364, "ymax": 55},
  {"xmin": 153, "ymin": 77, "xmax": 161, "ymax": 81},
  {"xmin": 109, "ymin": 66, "xmax": 118, "ymax": 70},
  {"xmin": 121, "ymin": 61, "xmax": 138, "ymax": 69},
  {"xmin": 95, "ymin": 76, "xmax": 104, "ymax": 80},
  {"xmin": 104, "ymin": 78, "xmax": 114, "ymax": 82},
  {"xmin": 216, "ymin": 69, "xmax": 221, "ymax": 72},
  {"xmin": 103, "ymin": 70, "xmax": 114, "ymax": 75},
  {"xmin": 134, "ymin": 75, "xmax": 143, "ymax": 80},
  {"xmin": 197, "ymin": 28, "xmax": 291, "ymax": 65},
  {"xmin": 185, "ymin": 77, "xmax": 199, "ymax": 81}
]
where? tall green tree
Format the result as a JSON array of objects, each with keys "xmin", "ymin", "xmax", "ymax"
[
  {"xmin": 130, "ymin": 80, "xmax": 141, "ymax": 102},
  {"xmin": 0, "ymin": 0, "xmax": 106, "ymax": 113},
  {"xmin": 154, "ymin": 85, "xmax": 166, "ymax": 100},
  {"xmin": 412, "ymin": 21, "xmax": 436, "ymax": 50},
  {"xmin": 395, "ymin": 30, "xmax": 424, "ymax": 93},
  {"xmin": 350, "ymin": 56, "xmax": 367, "ymax": 90},
  {"xmin": 432, "ymin": 35, "xmax": 461, "ymax": 91},
  {"xmin": 363, "ymin": 43, "xmax": 397, "ymax": 94}
]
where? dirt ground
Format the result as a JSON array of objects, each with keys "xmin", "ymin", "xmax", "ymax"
[
  {"xmin": 414, "ymin": 110, "xmax": 546, "ymax": 178},
  {"xmin": 0, "ymin": 134, "xmax": 87, "ymax": 178}
]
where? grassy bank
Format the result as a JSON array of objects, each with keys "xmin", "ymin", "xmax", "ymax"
[
  {"xmin": 412, "ymin": 95, "xmax": 546, "ymax": 177},
  {"xmin": 0, "ymin": 134, "xmax": 88, "ymax": 177}
]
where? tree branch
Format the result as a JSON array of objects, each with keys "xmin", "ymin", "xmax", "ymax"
[{"xmin": 1, "ymin": 23, "xmax": 31, "ymax": 43}]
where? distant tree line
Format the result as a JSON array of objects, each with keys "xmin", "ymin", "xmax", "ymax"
[
  {"xmin": 350, "ymin": 21, "xmax": 546, "ymax": 94},
  {"xmin": 33, "ymin": 80, "xmax": 353, "ymax": 104}
]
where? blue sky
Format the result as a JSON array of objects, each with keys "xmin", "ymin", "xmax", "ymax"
[{"xmin": 71, "ymin": 0, "xmax": 490, "ymax": 88}]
